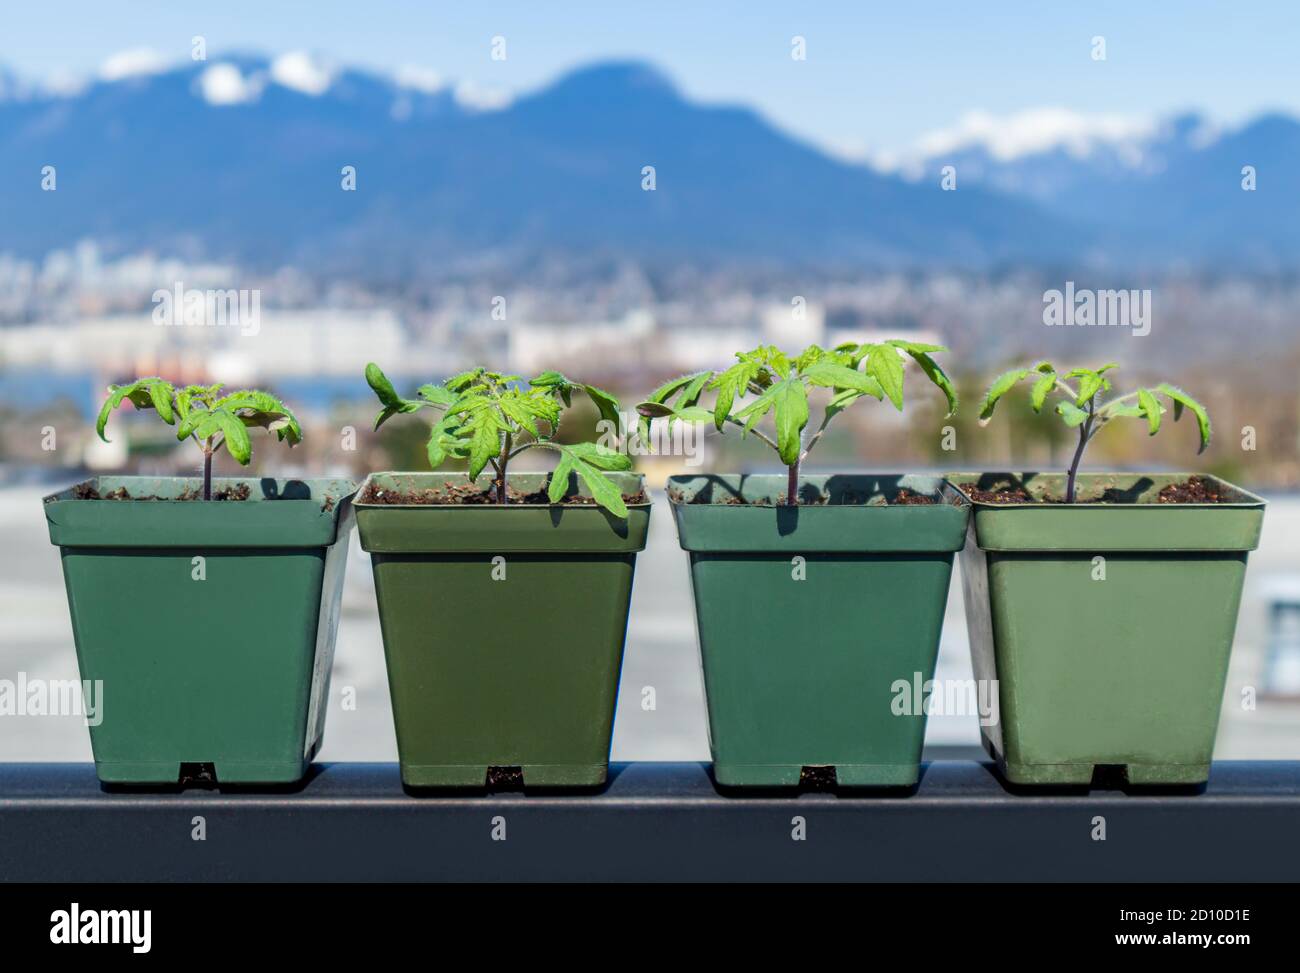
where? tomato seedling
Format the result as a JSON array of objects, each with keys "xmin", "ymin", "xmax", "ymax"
[
  {"xmin": 96, "ymin": 378, "xmax": 302, "ymax": 500},
  {"xmin": 365, "ymin": 363, "xmax": 634, "ymax": 516},
  {"xmin": 636, "ymin": 340, "xmax": 957, "ymax": 505},
  {"xmin": 978, "ymin": 361, "xmax": 1211, "ymax": 502}
]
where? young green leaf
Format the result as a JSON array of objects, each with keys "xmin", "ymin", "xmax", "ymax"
[
  {"xmin": 96, "ymin": 383, "xmax": 134, "ymax": 442},
  {"xmin": 366, "ymin": 362, "xmax": 423, "ymax": 429},
  {"xmin": 569, "ymin": 456, "xmax": 628, "ymax": 518},
  {"xmin": 417, "ymin": 383, "xmax": 457, "ymax": 406},
  {"xmin": 426, "ymin": 412, "xmax": 467, "ymax": 467},
  {"xmin": 824, "ymin": 387, "xmax": 865, "ymax": 421},
  {"xmin": 1029, "ymin": 370, "xmax": 1057, "ymax": 413},
  {"xmin": 529, "ymin": 370, "xmax": 571, "ymax": 390},
  {"xmin": 465, "ymin": 410, "xmax": 503, "ymax": 480},
  {"xmin": 583, "ymin": 384, "xmax": 621, "ymax": 429},
  {"xmin": 802, "ymin": 361, "xmax": 884, "ymax": 398},
  {"xmin": 498, "ymin": 394, "xmax": 541, "ymax": 437},
  {"xmin": 709, "ymin": 359, "xmax": 760, "ymax": 431},
  {"xmin": 668, "ymin": 405, "xmax": 714, "ymax": 423},
  {"xmin": 864, "ymin": 344, "xmax": 905, "ymax": 410},
  {"xmin": 1157, "ymin": 383, "xmax": 1212, "ymax": 452},
  {"xmin": 637, "ymin": 372, "xmax": 708, "ymax": 442},
  {"xmin": 884, "ymin": 339, "xmax": 946, "ymax": 354},
  {"xmin": 213, "ymin": 411, "xmax": 252, "ymax": 465},
  {"xmin": 366, "ymin": 362, "xmax": 403, "ymax": 406},
  {"xmin": 1136, "ymin": 388, "xmax": 1162, "ymax": 436},
  {"xmin": 733, "ymin": 382, "xmax": 778, "ymax": 436},
  {"xmin": 644, "ymin": 373, "xmax": 700, "ymax": 404},
  {"xmin": 666, "ymin": 371, "xmax": 712, "ymax": 427},
  {"xmin": 1072, "ymin": 370, "xmax": 1110, "ymax": 406},
  {"xmin": 444, "ymin": 368, "xmax": 485, "ymax": 392},
  {"xmin": 889, "ymin": 342, "xmax": 957, "ymax": 417},
  {"xmin": 529, "ymin": 370, "xmax": 574, "ymax": 406},
  {"xmin": 147, "ymin": 380, "xmax": 176, "ymax": 424},
  {"xmin": 548, "ymin": 450, "xmax": 575, "ymax": 504},
  {"xmin": 1055, "ymin": 400, "xmax": 1089, "ymax": 427},
  {"xmin": 635, "ymin": 401, "xmax": 676, "ymax": 418},
  {"xmin": 216, "ymin": 390, "xmax": 303, "ymax": 445},
  {"xmin": 773, "ymin": 377, "xmax": 809, "ymax": 466},
  {"xmin": 562, "ymin": 441, "xmax": 633, "ymax": 471},
  {"xmin": 979, "ymin": 368, "xmax": 1030, "ymax": 421}
]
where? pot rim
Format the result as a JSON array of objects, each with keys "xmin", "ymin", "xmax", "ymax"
[
  {"xmin": 945, "ymin": 471, "xmax": 1265, "ymax": 509},
  {"xmin": 354, "ymin": 470, "xmax": 651, "ymax": 510},
  {"xmin": 44, "ymin": 474, "xmax": 357, "ymax": 506},
  {"xmin": 665, "ymin": 472, "xmax": 968, "ymax": 508},
  {"xmin": 44, "ymin": 476, "xmax": 356, "ymax": 551}
]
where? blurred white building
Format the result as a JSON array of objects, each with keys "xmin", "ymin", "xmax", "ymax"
[
  {"xmin": 0, "ymin": 308, "xmax": 424, "ymax": 382},
  {"xmin": 507, "ymin": 310, "xmax": 655, "ymax": 374}
]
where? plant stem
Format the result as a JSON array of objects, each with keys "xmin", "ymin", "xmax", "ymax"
[
  {"xmin": 495, "ymin": 432, "xmax": 512, "ymax": 505},
  {"xmin": 786, "ymin": 454, "xmax": 799, "ymax": 506},
  {"xmin": 202, "ymin": 438, "xmax": 214, "ymax": 501},
  {"xmin": 801, "ymin": 410, "xmax": 835, "ymax": 462},
  {"xmin": 1064, "ymin": 404, "xmax": 1095, "ymax": 504},
  {"xmin": 721, "ymin": 417, "xmax": 779, "ymax": 451}
]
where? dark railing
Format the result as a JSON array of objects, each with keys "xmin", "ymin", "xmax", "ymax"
[{"xmin": 2, "ymin": 760, "xmax": 1299, "ymax": 881}]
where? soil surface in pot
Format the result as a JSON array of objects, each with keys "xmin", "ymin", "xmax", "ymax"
[
  {"xmin": 668, "ymin": 487, "xmax": 937, "ymax": 506},
  {"xmin": 358, "ymin": 480, "xmax": 648, "ymax": 506},
  {"xmin": 960, "ymin": 475, "xmax": 1226, "ymax": 505},
  {"xmin": 70, "ymin": 482, "xmax": 251, "ymax": 501}
]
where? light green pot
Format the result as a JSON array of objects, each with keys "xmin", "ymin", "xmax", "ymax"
[{"xmin": 950, "ymin": 472, "xmax": 1265, "ymax": 786}]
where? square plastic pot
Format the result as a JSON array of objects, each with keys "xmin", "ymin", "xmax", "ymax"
[
  {"xmin": 950, "ymin": 472, "xmax": 1266, "ymax": 786},
  {"xmin": 355, "ymin": 471, "xmax": 650, "ymax": 789},
  {"xmin": 44, "ymin": 476, "xmax": 357, "ymax": 785},
  {"xmin": 668, "ymin": 474, "xmax": 970, "ymax": 788}
]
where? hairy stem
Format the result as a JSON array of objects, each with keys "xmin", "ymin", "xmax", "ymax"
[
  {"xmin": 786, "ymin": 453, "xmax": 800, "ymax": 507},
  {"xmin": 801, "ymin": 410, "xmax": 835, "ymax": 462},
  {"xmin": 722, "ymin": 417, "xmax": 779, "ymax": 451},
  {"xmin": 202, "ymin": 439, "xmax": 213, "ymax": 501},
  {"xmin": 495, "ymin": 432, "xmax": 512, "ymax": 504},
  {"xmin": 1064, "ymin": 403, "xmax": 1095, "ymax": 504}
]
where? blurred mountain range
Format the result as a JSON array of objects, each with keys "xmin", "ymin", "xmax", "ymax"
[
  {"xmin": 0, "ymin": 55, "xmax": 1295, "ymax": 272},
  {"xmin": 913, "ymin": 110, "xmax": 1300, "ymax": 268}
]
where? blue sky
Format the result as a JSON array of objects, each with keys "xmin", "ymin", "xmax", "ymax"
[{"xmin": 4, "ymin": 2, "xmax": 1298, "ymax": 157}]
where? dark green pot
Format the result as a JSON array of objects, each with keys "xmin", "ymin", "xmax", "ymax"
[
  {"xmin": 44, "ymin": 476, "xmax": 357, "ymax": 785},
  {"xmin": 951, "ymin": 472, "xmax": 1266, "ymax": 786},
  {"xmin": 669, "ymin": 474, "xmax": 969, "ymax": 788},
  {"xmin": 355, "ymin": 472, "xmax": 650, "ymax": 789}
]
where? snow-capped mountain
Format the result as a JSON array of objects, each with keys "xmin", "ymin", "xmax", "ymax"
[
  {"xmin": 907, "ymin": 109, "xmax": 1300, "ymax": 267},
  {"xmin": 0, "ymin": 56, "xmax": 1074, "ymax": 272},
  {"xmin": 1, "ymin": 53, "xmax": 1297, "ymax": 271}
]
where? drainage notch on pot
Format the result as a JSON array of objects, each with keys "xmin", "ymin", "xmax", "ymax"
[
  {"xmin": 177, "ymin": 762, "xmax": 219, "ymax": 787},
  {"xmin": 485, "ymin": 766, "xmax": 525, "ymax": 790},
  {"xmin": 798, "ymin": 766, "xmax": 838, "ymax": 789}
]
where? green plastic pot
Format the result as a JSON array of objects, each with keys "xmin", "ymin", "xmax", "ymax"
[
  {"xmin": 355, "ymin": 471, "xmax": 650, "ymax": 789},
  {"xmin": 44, "ymin": 476, "xmax": 357, "ymax": 785},
  {"xmin": 950, "ymin": 472, "xmax": 1266, "ymax": 786},
  {"xmin": 668, "ymin": 474, "xmax": 970, "ymax": 788}
]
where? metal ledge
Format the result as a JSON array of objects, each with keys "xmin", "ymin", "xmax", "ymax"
[{"xmin": 2, "ymin": 761, "xmax": 1299, "ymax": 882}]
